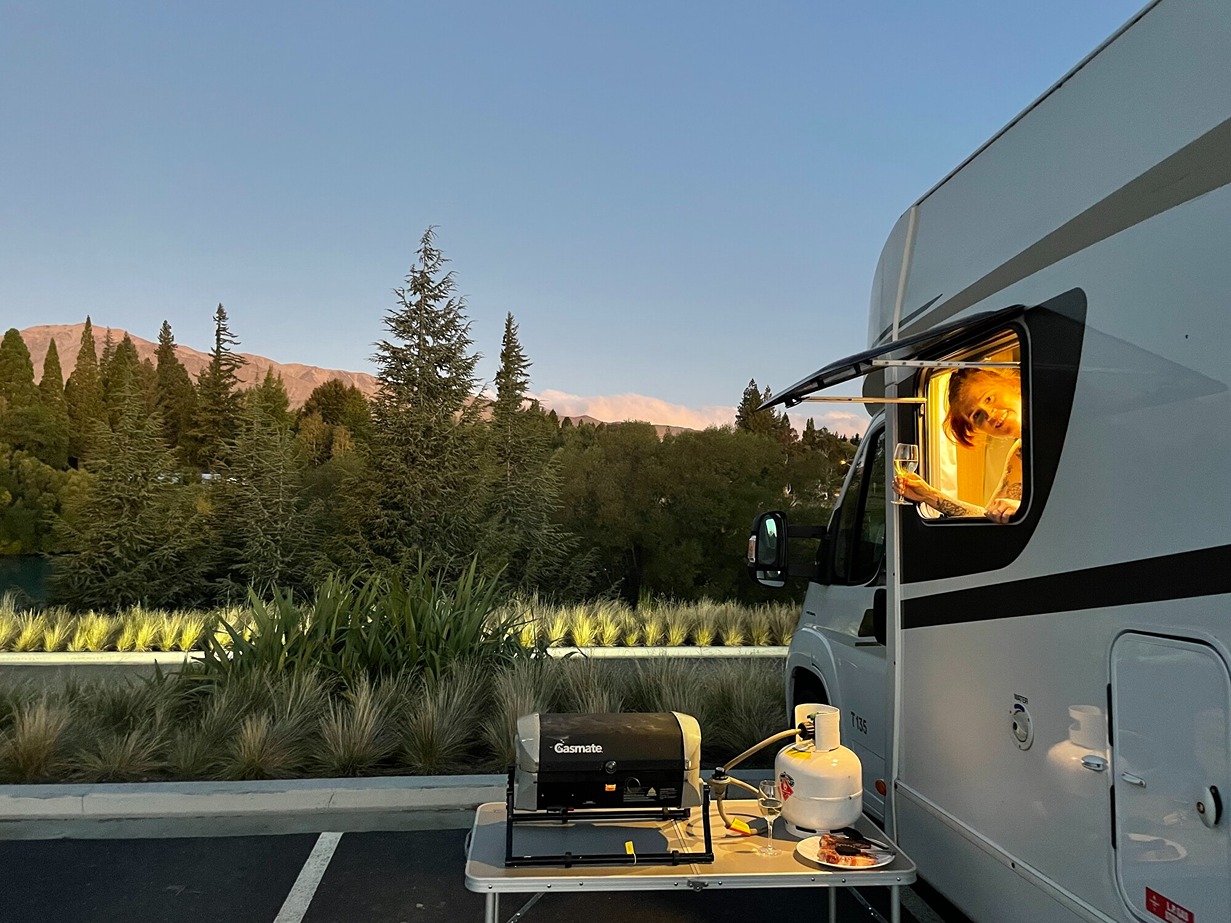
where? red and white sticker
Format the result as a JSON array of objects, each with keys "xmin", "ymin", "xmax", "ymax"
[
  {"xmin": 777, "ymin": 772, "xmax": 794, "ymax": 800},
  {"xmin": 1146, "ymin": 888, "xmax": 1193, "ymax": 923}
]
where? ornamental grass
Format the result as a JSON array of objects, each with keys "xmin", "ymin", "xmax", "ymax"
[
  {"xmin": 0, "ymin": 654, "xmax": 787, "ymax": 783},
  {"xmin": 0, "ymin": 591, "xmax": 797, "ymax": 653}
]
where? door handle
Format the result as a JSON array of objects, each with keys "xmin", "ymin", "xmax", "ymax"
[
  {"xmin": 1198, "ymin": 785, "xmax": 1222, "ymax": 829},
  {"xmin": 1080, "ymin": 755, "xmax": 1107, "ymax": 772},
  {"xmin": 1120, "ymin": 772, "xmax": 1146, "ymax": 787}
]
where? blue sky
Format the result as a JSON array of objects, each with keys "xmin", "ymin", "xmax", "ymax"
[{"xmin": 1, "ymin": 1, "xmax": 1144, "ymax": 434}]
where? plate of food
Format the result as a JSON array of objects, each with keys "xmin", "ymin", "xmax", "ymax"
[{"xmin": 796, "ymin": 831, "xmax": 895, "ymax": 869}]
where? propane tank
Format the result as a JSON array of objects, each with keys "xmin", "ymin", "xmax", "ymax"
[{"xmin": 774, "ymin": 703, "xmax": 862, "ymax": 837}]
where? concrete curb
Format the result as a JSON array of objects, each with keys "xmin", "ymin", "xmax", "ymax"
[
  {"xmin": 546, "ymin": 646, "xmax": 786, "ymax": 659},
  {"xmin": 0, "ymin": 768, "xmax": 775, "ymax": 824},
  {"xmin": 0, "ymin": 774, "xmax": 509, "ymax": 822}
]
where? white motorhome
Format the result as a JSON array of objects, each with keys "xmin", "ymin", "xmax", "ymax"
[{"xmin": 747, "ymin": 2, "xmax": 1230, "ymax": 921}]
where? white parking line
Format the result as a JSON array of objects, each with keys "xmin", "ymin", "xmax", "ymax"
[{"xmin": 273, "ymin": 831, "xmax": 343, "ymax": 923}]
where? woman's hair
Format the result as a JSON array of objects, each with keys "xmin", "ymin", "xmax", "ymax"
[{"xmin": 943, "ymin": 367, "xmax": 1021, "ymax": 448}]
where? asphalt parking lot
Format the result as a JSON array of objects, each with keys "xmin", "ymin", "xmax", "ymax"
[{"xmin": 0, "ymin": 821, "xmax": 972, "ymax": 923}]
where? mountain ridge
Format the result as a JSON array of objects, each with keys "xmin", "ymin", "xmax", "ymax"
[{"xmin": 17, "ymin": 323, "xmax": 692, "ymax": 435}]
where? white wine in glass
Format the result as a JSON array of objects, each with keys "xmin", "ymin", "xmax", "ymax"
[
  {"xmin": 892, "ymin": 443, "xmax": 921, "ymax": 506},
  {"xmin": 758, "ymin": 779, "xmax": 782, "ymax": 856}
]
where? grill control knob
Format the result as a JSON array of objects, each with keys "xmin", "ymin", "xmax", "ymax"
[{"xmin": 604, "ymin": 760, "xmax": 617, "ymax": 774}]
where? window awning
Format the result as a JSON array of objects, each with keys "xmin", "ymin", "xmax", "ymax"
[{"xmin": 759, "ymin": 305, "xmax": 1024, "ymax": 410}]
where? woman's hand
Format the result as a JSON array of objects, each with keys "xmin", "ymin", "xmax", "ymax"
[
  {"xmin": 893, "ymin": 471, "xmax": 934, "ymax": 505},
  {"xmin": 985, "ymin": 497, "xmax": 1020, "ymax": 524}
]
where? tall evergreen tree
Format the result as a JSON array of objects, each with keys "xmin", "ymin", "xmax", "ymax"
[
  {"xmin": 63, "ymin": 319, "xmax": 107, "ymax": 464},
  {"xmin": 734, "ymin": 379, "xmax": 795, "ymax": 447},
  {"xmin": 51, "ymin": 381, "xmax": 207, "ymax": 610},
  {"xmin": 38, "ymin": 339, "xmax": 67, "ymax": 416},
  {"xmin": 361, "ymin": 228, "xmax": 488, "ymax": 575},
  {"xmin": 102, "ymin": 335, "xmax": 144, "ymax": 428},
  {"xmin": 154, "ymin": 320, "xmax": 198, "ymax": 451},
  {"xmin": 0, "ymin": 329, "xmax": 38, "ymax": 413},
  {"xmin": 207, "ymin": 396, "xmax": 323, "ymax": 599},
  {"xmin": 245, "ymin": 370, "xmax": 292, "ymax": 429},
  {"xmin": 0, "ymin": 330, "xmax": 70, "ymax": 469},
  {"xmin": 484, "ymin": 313, "xmax": 576, "ymax": 590},
  {"xmin": 185, "ymin": 304, "xmax": 245, "ymax": 470}
]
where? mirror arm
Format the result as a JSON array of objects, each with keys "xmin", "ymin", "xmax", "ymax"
[
  {"xmin": 787, "ymin": 560, "xmax": 820, "ymax": 580},
  {"xmin": 787, "ymin": 525, "xmax": 827, "ymax": 540}
]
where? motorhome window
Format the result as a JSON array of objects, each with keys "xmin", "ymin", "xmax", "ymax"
[
  {"xmin": 830, "ymin": 428, "xmax": 885, "ymax": 585},
  {"xmin": 916, "ymin": 331, "xmax": 1026, "ymax": 522},
  {"xmin": 852, "ymin": 433, "xmax": 887, "ymax": 581}
]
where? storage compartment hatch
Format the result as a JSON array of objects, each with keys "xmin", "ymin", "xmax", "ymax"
[{"xmin": 1111, "ymin": 632, "xmax": 1230, "ymax": 923}]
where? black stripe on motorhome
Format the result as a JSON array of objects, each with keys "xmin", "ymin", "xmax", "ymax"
[
  {"xmin": 880, "ymin": 115, "xmax": 1231, "ymax": 344},
  {"xmin": 901, "ymin": 544, "xmax": 1231, "ymax": 629},
  {"xmin": 897, "ymin": 290, "xmax": 1085, "ymax": 583}
]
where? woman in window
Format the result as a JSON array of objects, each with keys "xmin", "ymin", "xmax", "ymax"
[{"xmin": 893, "ymin": 368, "xmax": 1022, "ymax": 523}]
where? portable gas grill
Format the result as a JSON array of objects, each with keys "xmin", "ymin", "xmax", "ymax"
[{"xmin": 504, "ymin": 712, "xmax": 713, "ymax": 867}]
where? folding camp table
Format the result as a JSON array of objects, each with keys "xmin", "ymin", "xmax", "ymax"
[{"xmin": 464, "ymin": 799, "xmax": 917, "ymax": 923}]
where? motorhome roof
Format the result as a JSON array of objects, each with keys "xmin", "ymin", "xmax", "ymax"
[{"xmin": 912, "ymin": 0, "xmax": 1159, "ymax": 210}]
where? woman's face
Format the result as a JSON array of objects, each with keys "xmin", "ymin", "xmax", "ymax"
[{"xmin": 962, "ymin": 375, "xmax": 1022, "ymax": 439}]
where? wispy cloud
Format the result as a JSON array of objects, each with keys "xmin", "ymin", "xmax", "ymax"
[{"xmin": 534, "ymin": 390, "xmax": 867, "ymax": 437}]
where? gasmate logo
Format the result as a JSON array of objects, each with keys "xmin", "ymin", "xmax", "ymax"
[
  {"xmin": 553, "ymin": 741, "xmax": 604, "ymax": 754},
  {"xmin": 778, "ymin": 771, "xmax": 794, "ymax": 800}
]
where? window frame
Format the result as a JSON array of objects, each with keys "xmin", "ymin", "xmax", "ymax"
[
  {"xmin": 903, "ymin": 324, "xmax": 1030, "ymax": 526},
  {"xmin": 826, "ymin": 424, "xmax": 887, "ymax": 586}
]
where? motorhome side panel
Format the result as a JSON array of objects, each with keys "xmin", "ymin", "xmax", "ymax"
[
  {"xmin": 886, "ymin": 66, "xmax": 1231, "ymax": 923},
  {"xmin": 875, "ymin": 4, "xmax": 1231, "ymax": 922},
  {"xmin": 894, "ymin": 178, "xmax": 1230, "ymax": 923}
]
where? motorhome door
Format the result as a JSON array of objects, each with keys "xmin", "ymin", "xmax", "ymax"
[{"xmin": 1110, "ymin": 632, "xmax": 1231, "ymax": 923}]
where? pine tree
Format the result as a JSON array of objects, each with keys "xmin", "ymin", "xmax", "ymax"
[
  {"xmin": 154, "ymin": 320, "xmax": 197, "ymax": 450},
  {"xmin": 734, "ymin": 379, "xmax": 795, "ymax": 448},
  {"xmin": 245, "ymin": 370, "xmax": 292, "ymax": 429},
  {"xmin": 0, "ymin": 329, "xmax": 39, "ymax": 413},
  {"xmin": 362, "ymin": 228, "xmax": 488, "ymax": 574},
  {"xmin": 38, "ymin": 339, "xmax": 67, "ymax": 416},
  {"xmin": 63, "ymin": 318, "xmax": 107, "ymax": 463},
  {"xmin": 483, "ymin": 313, "xmax": 576, "ymax": 590},
  {"xmin": 102, "ymin": 335, "xmax": 144, "ymax": 428},
  {"xmin": 0, "ymin": 331, "xmax": 70, "ymax": 470},
  {"xmin": 185, "ymin": 304, "xmax": 246, "ymax": 471},
  {"xmin": 51, "ymin": 381, "xmax": 208, "ymax": 609},
  {"xmin": 206, "ymin": 395, "xmax": 323, "ymax": 598}
]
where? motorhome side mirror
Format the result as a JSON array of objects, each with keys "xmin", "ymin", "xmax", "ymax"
[{"xmin": 747, "ymin": 511, "xmax": 788, "ymax": 588}]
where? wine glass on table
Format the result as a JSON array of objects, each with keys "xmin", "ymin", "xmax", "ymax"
[
  {"xmin": 758, "ymin": 779, "xmax": 782, "ymax": 856},
  {"xmin": 892, "ymin": 443, "xmax": 921, "ymax": 506}
]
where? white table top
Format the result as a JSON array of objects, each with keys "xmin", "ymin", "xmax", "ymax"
[{"xmin": 464, "ymin": 800, "xmax": 917, "ymax": 894}]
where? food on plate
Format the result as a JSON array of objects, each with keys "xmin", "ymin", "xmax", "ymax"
[{"xmin": 818, "ymin": 834, "xmax": 879, "ymax": 867}]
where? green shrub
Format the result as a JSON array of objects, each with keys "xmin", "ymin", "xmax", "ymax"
[{"xmin": 203, "ymin": 559, "xmax": 521, "ymax": 685}]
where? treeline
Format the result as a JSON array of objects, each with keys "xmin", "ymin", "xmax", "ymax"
[{"xmin": 0, "ymin": 229, "xmax": 856, "ymax": 610}]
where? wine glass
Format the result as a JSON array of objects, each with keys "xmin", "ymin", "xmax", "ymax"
[
  {"xmin": 892, "ymin": 443, "xmax": 920, "ymax": 506},
  {"xmin": 758, "ymin": 779, "xmax": 782, "ymax": 856}
]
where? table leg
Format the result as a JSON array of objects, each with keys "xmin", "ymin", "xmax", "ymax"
[
  {"xmin": 828, "ymin": 887, "xmax": 837, "ymax": 923},
  {"xmin": 485, "ymin": 892, "xmax": 498, "ymax": 923},
  {"xmin": 891, "ymin": 884, "xmax": 900, "ymax": 923}
]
